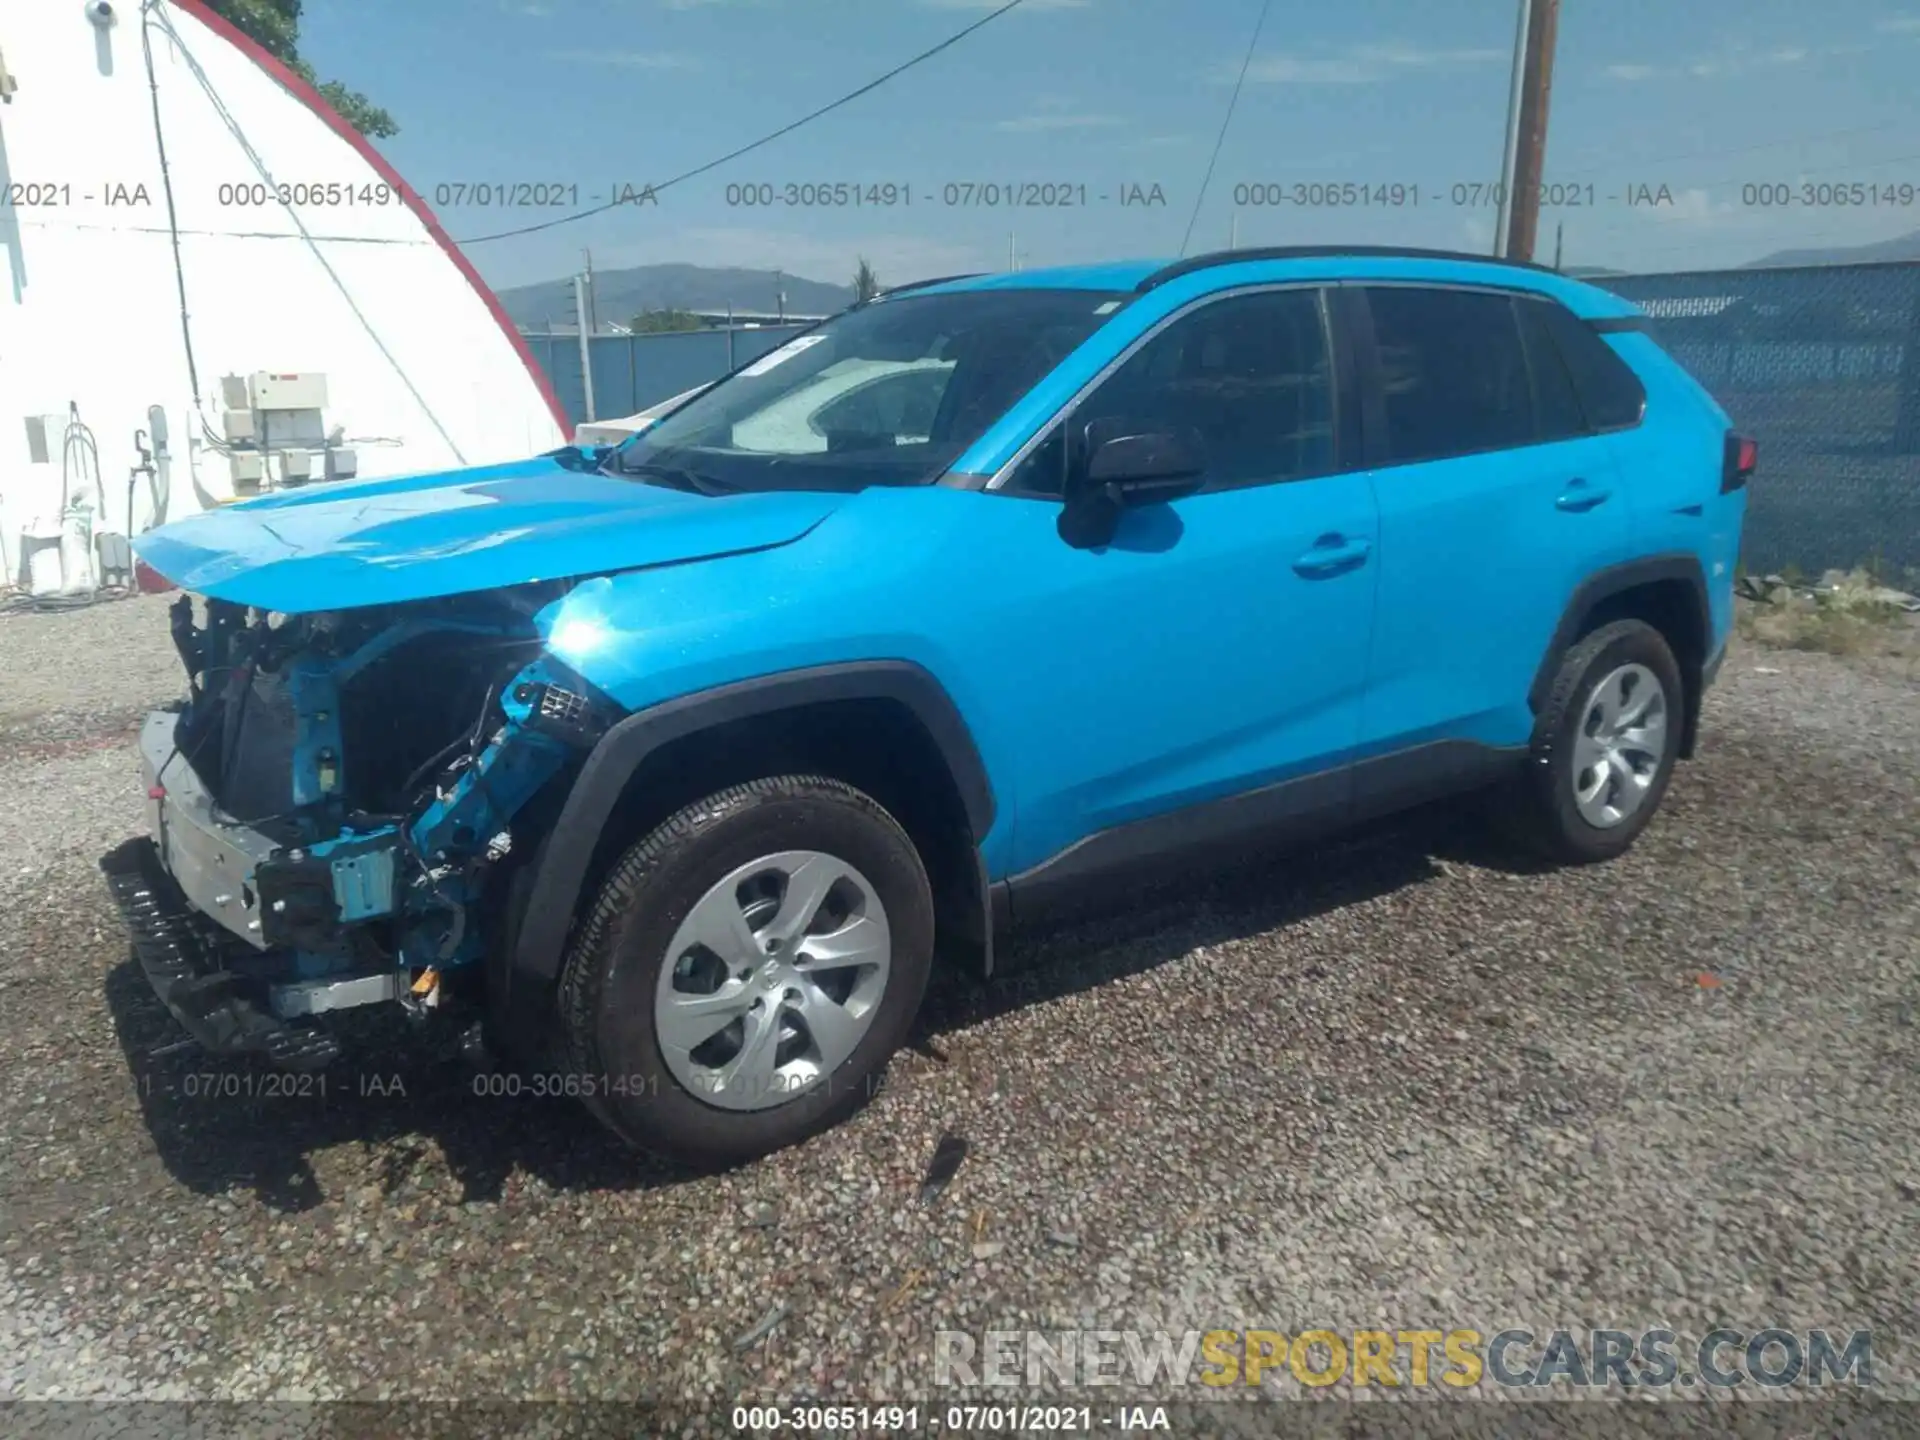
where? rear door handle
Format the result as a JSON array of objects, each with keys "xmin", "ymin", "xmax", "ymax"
[
  {"xmin": 1555, "ymin": 479, "xmax": 1612, "ymax": 513},
  {"xmin": 1292, "ymin": 534, "xmax": 1372, "ymax": 578}
]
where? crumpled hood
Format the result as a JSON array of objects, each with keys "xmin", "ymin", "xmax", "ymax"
[{"xmin": 132, "ymin": 454, "xmax": 842, "ymax": 613}]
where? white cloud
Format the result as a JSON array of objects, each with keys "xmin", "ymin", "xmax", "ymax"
[
  {"xmin": 1604, "ymin": 43, "xmax": 1811, "ymax": 81},
  {"xmin": 1237, "ymin": 41, "xmax": 1502, "ymax": 85},
  {"xmin": 546, "ymin": 49, "xmax": 697, "ymax": 67},
  {"xmin": 1242, "ymin": 55, "xmax": 1376, "ymax": 84},
  {"xmin": 1645, "ymin": 186, "xmax": 1726, "ymax": 225},
  {"xmin": 919, "ymin": 0, "xmax": 1091, "ymax": 9},
  {"xmin": 1350, "ymin": 42, "xmax": 1504, "ymax": 67},
  {"xmin": 994, "ymin": 112, "xmax": 1123, "ymax": 132},
  {"xmin": 1874, "ymin": 13, "xmax": 1920, "ymax": 32}
]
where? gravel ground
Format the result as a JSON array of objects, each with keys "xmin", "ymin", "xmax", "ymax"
[{"xmin": 1, "ymin": 592, "xmax": 1916, "ymax": 1430}]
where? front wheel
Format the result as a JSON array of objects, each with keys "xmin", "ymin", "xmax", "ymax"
[
  {"xmin": 556, "ymin": 775, "xmax": 934, "ymax": 1168},
  {"xmin": 1497, "ymin": 618, "xmax": 1685, "ymax": 864}
]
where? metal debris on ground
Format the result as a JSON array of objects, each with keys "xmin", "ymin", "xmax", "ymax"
[
  {"xmin": 731, "ymin": 1302, "xmax": 788, "ymax": 1352},
  {"xmin": 919, "ymin": 1132, "xmax": 968, "ymax": 1205}
]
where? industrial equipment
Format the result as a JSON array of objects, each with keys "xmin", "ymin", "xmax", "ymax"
[{"xmin": 217, "ymin": 371, "xmax": 354, "ymax": 498}]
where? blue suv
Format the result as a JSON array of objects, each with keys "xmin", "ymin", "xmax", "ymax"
[{"xmin": 109, "ymin": 246, "xmax": 1752, "ymax": 1166}]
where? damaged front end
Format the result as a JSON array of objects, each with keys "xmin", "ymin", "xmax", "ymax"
[{"xmin": 103, "ymin": 585, "xmax": 619, "ymax": 1070}]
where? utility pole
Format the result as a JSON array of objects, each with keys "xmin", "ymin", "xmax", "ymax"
[
  {"xmin": 1553, "ymin": 220, "xmax": 1564, "ymax": 271},
  {"xmin": 1007, "ymin": 232, "xmax": 1017, "ymax": 272},
  {"xmin": 1504, "ymin": 0, "xmax": 1561, "ymax": 262},
  {"xmin": 774, "ymin": 269, "xmax": 785, "ymax": 321},
  {"xmin": 573, "ymin": 273, "xmax": 595, "ymax": 423},
  {"xmin": 1491, "ymin": 0, "xmax": 1533, "ymax": 257},
  {"xmin": 583, "ymin": 248, "xmax": 597, "ymax": 333}
]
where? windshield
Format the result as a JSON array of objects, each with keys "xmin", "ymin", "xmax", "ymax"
[{"xmin": 608, "ymin": 288, "xmax": 1127, "ymax": 492}]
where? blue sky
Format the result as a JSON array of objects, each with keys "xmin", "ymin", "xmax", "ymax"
[{"xmin": 298, "ymin": 0, "xmax": 1920, "ymax": 292}]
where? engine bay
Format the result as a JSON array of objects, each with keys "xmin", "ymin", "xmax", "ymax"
[{"xmin": 157, "ymin": 585, "xmax": 614, "ymax": 977}]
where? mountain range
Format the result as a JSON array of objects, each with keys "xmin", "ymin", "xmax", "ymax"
[
  {"xmin": 1745, "ymin": 227, "xmax": 1920, "ymax": 269},
  {"xmin": 496, "ymin": 264, "xmax": 857, "ymax": 330}
]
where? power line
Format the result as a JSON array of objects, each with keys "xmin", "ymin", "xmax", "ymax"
[
  {"xmin": 1179, "ymin": 0, "xmax": 1273, "ymax": 258},
  {"xmin": 456, "ymin": 0, "xmax": 1030, "ymax": 246}
]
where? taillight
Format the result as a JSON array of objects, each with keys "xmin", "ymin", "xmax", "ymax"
[{"xmin": 1722, "ymin": 431, "xmax": 1757, "ymax": 492}]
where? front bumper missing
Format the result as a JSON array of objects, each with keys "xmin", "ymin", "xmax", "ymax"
[
  {"xmin": 99, "ymin": 838, "xmax": 342, "ymax": 1071},
  {"xmin": 138, "ymin": 709, "xmax": 401, "ymax": 952},
  {"xmin": 139, "ymin": 711, "xmax": 277, "ymax": 949}
]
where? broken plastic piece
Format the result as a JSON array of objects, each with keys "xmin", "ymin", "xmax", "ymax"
[{"xmin": 920, "ymin": 1131, "xmax": 968, "ymax": 1205}]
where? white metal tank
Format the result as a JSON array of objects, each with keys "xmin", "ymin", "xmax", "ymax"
[{"xmin": 57, "ymin": 503, "xmax": 98, "ymax": 594}]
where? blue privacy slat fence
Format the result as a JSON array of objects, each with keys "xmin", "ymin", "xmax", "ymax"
[
  {"xmin": 1601, "ymin": 262, "xmax": 1920, "ymax": 580},
  {"xmin": 524, "ymin": 263, "xmax": 1920, "ymax": 580}
]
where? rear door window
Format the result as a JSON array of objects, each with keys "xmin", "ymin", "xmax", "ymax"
[
  {"xmin": 1516, "ymin": 298, "xmax": 1589, "ymax": 443},
  {"xmin": 1361, "ymin": 286, "xmax": 1534, "ymax": 464}
]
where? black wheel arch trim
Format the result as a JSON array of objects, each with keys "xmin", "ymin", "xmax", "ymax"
[
  {"xmin": 1529, "ymin": 553, "xmax": 1712, "ymax": 756},
  {"xmin": 509, "ymin": 660, "xmax": 995, "ymax": 988}
]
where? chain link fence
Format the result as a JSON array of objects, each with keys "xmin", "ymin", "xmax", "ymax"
[
  {"xmin": 1602, "ymin": 261, "xmax": 1920, "ymax": 583},
  {"xmin": 528, "ymin": 325, "xmax": 813, "ymax": 432}
]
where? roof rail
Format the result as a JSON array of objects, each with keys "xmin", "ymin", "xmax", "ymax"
[
  {"xmin": 1134, "ymin": 246, "xmax": 1561, "ymax": 293},
  {"xmin": 874, "ymin": 272, "xmax": 987, "ymax": 300}
]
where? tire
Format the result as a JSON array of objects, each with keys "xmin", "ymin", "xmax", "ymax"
[
  {"xmin": 1497, "ymin": 618, "xmax": 1685, "ymax": 865},
  {"xmin": 555, "ymin": 775, "xmax": 934, "ymax": 1168}
]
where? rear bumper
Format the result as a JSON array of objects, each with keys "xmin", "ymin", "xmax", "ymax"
[{"xmin": 99, "ymin": 837, "xmax": 342, "ymax": 1070}]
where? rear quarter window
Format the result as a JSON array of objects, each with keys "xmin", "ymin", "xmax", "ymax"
[{"xmin": 1535, "ymin": 301, "xmax": 1648, "ymax": 431}]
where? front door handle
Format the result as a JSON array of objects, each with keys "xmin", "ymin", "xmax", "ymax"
[
  {"xmin": 1292, "ymin": 534, "xmax": 1372, "ymax": 578},
  {"xmin": 1555, "ymin": 478, "xmax": 1612, "ymax": 513}
]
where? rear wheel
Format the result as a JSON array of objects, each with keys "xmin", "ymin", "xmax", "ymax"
[
  {"xmin": 1497, "ymin": 618, "xmax": 1684, "ymax": 864},
  {"xmin": 556, "ymin": 775, "xmax": 934, "ymax": 1168}
]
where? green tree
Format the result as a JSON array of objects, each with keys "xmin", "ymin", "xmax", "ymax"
[
  {"xmin": 853, "ymin": 257, "xmax": 881, "ymax": 303},
  {"xmin": 204, "ymin": 0, "xmax": 398, "ymax": 138},
  {"xmin": 628, "ymin": 309, "xmax": 707, "ymax": 334}
]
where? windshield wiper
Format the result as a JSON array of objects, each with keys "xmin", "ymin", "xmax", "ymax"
[{"xmin": 612, "ymin": 459, "xmax": 737, "ymax": 496}]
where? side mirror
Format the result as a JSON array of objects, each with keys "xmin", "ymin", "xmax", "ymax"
[
  {"xmin": 1058, "ymin": 425, "xmax": 1205, "ymax": 549},
  {"xmin": 1085, "ymin": 429, "xmax": 1206, "ymax": 502}
]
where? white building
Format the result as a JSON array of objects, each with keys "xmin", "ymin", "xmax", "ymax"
[{"xmin": 0, "ymin": 0, "xmax": 567, "ymax": 594}]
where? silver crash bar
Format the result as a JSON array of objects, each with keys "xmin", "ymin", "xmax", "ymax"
[{"xmin": 139, "ymin": 711, "xmax": 278, "ymax": 949}]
